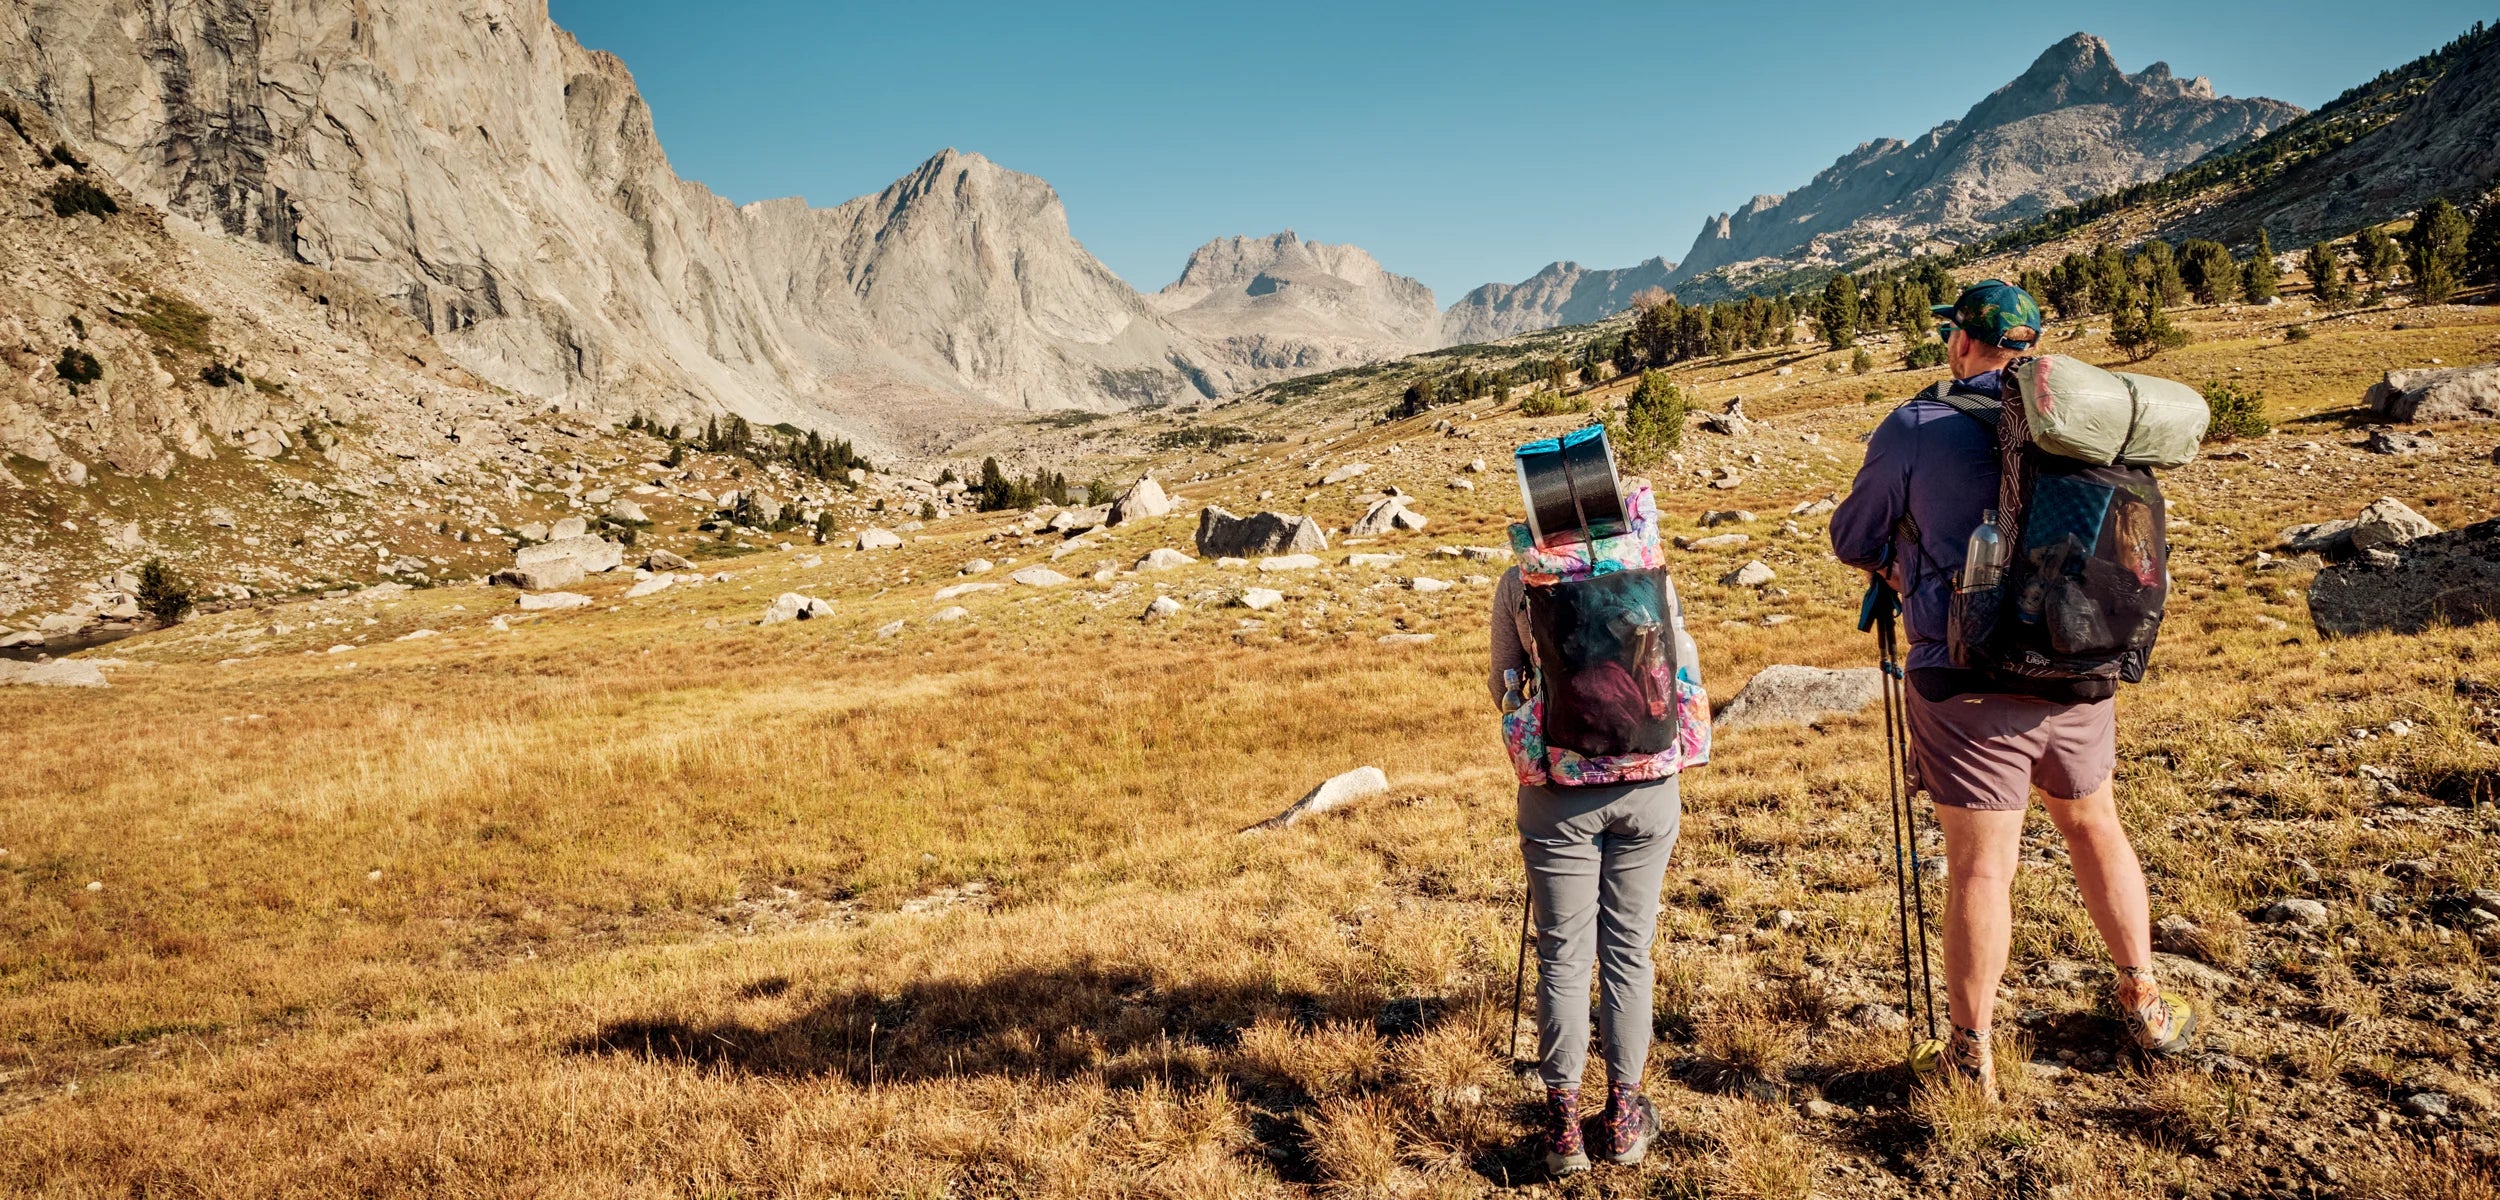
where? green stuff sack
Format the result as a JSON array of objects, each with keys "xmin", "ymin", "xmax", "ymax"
[
  {"xmin": 2005, "ymin": 356, "xmax": 2208, "ymax": 468},
  {"xmin": 2111, "ymin": 371, "xmax": 2209, "ymax": 468}
]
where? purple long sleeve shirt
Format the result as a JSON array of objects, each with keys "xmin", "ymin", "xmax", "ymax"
[{"xmin": 1829, "ymin": 371, "xmax": 2003, "ymax": 672}]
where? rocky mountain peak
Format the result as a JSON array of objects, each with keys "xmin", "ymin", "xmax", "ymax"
[
  {"xmin": 1660, "ymin": 32, "xmax": 2299, "ymax": 286},
  {"xmin": 1150, "ymin": 230, "xmax": 1440, "ymax": 374}
]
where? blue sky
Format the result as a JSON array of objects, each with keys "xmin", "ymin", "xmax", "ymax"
[{"xmin": 548, "ymin": 1, "xmax": 2492, "ymax": 302}]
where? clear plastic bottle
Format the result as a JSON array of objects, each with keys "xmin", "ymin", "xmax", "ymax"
[
  {"xmin": 1961, "ymin": 510, "xmax": 2005, "ymax": 592},
  {"xmin": 1500, "ymin": 669, "xmax": 1525, "ymax": 714}
]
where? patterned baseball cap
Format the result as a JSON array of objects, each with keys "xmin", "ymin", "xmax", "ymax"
[{"xmin": 1931, "ymin": 279, "xmax": 2045, "ymax": 350}]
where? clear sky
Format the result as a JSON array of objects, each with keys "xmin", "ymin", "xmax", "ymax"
[{"xmin": 547, "ymin": 1, "xmax": 2492, "ymax": 303}]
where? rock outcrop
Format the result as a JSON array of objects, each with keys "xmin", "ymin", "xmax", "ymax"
[
  {"xmin": 1152, "ymin": 232, "xmax": 1441, "ymax": 373},
  {"xmin": 1196, "ymin": 507, "xmax": 1329, "ymax": 559},
  {"xmin": 2308, "ymin": 517, "xmax": 2500, "ymax": 636},
  {"xmin": 1716, "ymin": 666, "xmax": 1883, "ymax": 730},
  {"xmin": 2365, "ymin": 363, "xmax": 2500, "ymax": 424}
]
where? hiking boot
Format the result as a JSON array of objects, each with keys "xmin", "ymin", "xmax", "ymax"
[
  {"xmin": 1912, "ymin": 1025, "xmax": 1998, "ymax": 1103},
  {"xmin": 1601, "ymin": 1081, "xmax": 1659, "ymax": 1165},
  {"xmin": 1540, "ymin": 1085, "xmax": 1589, "ymax": 1175},
  {"xmin": 2116, "ymin": 966, "xmax": 2199, "ymax": 1056}
]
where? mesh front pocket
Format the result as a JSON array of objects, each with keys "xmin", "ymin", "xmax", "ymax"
[{"xmin": 1524, "ymin": 568, "xmax": 1678, "ymax": 759}]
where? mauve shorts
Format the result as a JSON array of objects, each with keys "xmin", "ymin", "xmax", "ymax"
[{"xmin": 1904, "ymin": 690, "xmax": 2116, "ymax": 811}]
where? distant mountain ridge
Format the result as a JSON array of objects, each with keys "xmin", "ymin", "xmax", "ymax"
[
  {"xmin": 1437, "ymin": 257, "xmax": 1678, "ymax": 346},
  {"xmin": 1441, "ymin": 33, "xmax": 2299, "ymax": 336},
  {"xmin": 1149, "ymin": 231, "xmax": 1442, "ymax": 373}
]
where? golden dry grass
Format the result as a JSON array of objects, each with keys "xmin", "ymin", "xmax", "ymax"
[{"xmin": 5, "ymin": 303, "xmax": 2500, "ymax": 1197}]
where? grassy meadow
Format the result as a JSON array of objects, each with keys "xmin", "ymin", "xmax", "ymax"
[{"xmin": 4, "ymin": 300, "xmax": 2500, "ymax": 1197}]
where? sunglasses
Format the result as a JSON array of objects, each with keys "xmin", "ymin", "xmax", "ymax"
[{"xmin": 1935, "ymin": 323, "xmax": 1959, "ymax": 342}]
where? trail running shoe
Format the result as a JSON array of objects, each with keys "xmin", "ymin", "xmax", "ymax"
[
  {"xmin": 1602, "ymin": 1082, "xmax": 1659, "ymax": 1165},
  {"xmin": 1911, "ymin": 1025, "xmax": 1999, "ymax": 1103},
  {"xmin": 1541, "ymin": 1085, "xmax": 1589, "ymax": 1175},
  {"xmin": 2117, "ymin": 966, "xmax": 2200, "ymax": 1056}
]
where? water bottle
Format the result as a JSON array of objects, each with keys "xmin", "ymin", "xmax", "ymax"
[
  {"xmin": 1500, "ymin": 669, "xmax": 1525, "ymax": 714},
  {"xmin": 1960, "ymin": 510, "xmax": 2005, "ymax": 592}
]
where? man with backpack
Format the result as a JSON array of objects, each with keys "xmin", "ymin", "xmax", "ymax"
[{"xmin": 1830, "ymin": 280, "xmax": 2198, "ymax": 1101}]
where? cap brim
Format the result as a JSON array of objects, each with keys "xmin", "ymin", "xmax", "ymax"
[{"xmin": 1929, "ymin": 305, "xmax": 1956, "ymax": 320}]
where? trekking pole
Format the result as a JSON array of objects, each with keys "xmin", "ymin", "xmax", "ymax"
[
  {"xmin": 1878, "ymin": 595, "xmax": 1943, "ymax": 1046},
  {"xmin": 1861, "ymin": 578, "xmax": 1941, "ymax": 1054},
  {"xmin": 1508, "ymin": 883, "xmax": 1533, "ymax": 1065}
]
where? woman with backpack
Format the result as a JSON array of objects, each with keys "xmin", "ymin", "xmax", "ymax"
[{"xmin": 1493, "ymin": 432, "xmax": 1710, "ymax": 1174}]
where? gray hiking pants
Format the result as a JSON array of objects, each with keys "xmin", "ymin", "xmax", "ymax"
[{"xmin": 1517, "ymin": 775, "xmax": 1682, "ymax": 1092}]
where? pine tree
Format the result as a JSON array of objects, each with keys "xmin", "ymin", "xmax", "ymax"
[
  {"xmin": 2110, "ymin": 293, "xmax": 2187, "ymax": 360},
  {"xmin": 2088, "ymin": 244, "xmax": 2133, "ymax": 315},
  {"xmin": 2179, "ymin": 240, "xmax": 2239, "ymax": 306},
  {"xmin": 2359, "ymin": 226, "xmax": 2404, "ymax": 284},
  {"xmin": 1608, "ymin": 370, "xmax": 1686, "ymax": 468},
  {"xmin": 1816, "ymin": 273, "xmax": 1860, "ymax": 351},
  {"xmin": 2467, "ymin": 195, "xmax": 2500, "ymax": 286},
  {"xmin": 2305, "ymin": 241, "xmax": 2354, "ymax": 309},
  {"xmin": 2138, "ymin": 240, "xmax": 2187, "ymax": 307},
  {"xmin": 2408, "ymin": 197, "xmax": 2472, "ymax": 303},
  {"xmin": 2046, "ymin": 252, "xmax": 2093, "ymax": 317},
  {"xmin": 2242, "ymin": 230, "xmax": 2281, "ymax": 303}
]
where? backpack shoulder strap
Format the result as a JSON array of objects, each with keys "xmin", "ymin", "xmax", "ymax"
[{"xmin": 1916, "ymin": 379, "xmax": 2003, "ymax": 427}]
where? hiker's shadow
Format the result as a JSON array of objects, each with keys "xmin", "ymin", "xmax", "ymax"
[{"xmin": 567, "ymin": 963, "xmax": 1459, "ymax": 1092}]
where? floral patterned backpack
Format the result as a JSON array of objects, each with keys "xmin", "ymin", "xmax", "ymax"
[{"xmin": 1499, "ymin": 437, "xmax": 1710, "ymax": 787}]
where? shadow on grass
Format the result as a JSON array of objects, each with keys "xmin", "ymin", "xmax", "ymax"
[{"xmin": 570, "ymin": 966, "xmax": 1481, "ymax": 1184}]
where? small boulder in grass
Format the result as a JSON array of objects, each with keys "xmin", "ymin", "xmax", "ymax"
[
  {"xmin": 2255, "ymin": 897, "xmax": 2329, "ymax": 929},
  {"xmin": 1243, "ymin": 766, "xmax": 1389, "ymax": 833}
]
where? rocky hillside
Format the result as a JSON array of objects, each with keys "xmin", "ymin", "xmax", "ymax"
[
  {"xmin": 0, "ymin": 0, "xmax": 1257, "ymax": 454},
  {"xmin": 2160, "ymin": 21, "xmax": 2499, "ymax": 246},
  {"xmin": 1149, "ymin": 231, "xmax": 1441, "ymax": 373},
  {"xmin": 1437, "ymin": 257, "xmax": 1678, "ymax": 345}
]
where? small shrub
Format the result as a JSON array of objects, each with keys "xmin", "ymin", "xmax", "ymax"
[
  {"xmin": 1516, "ymin": 387, "xmax": 1582, "ymax": 418},
  {"xmin": 1083, "ymin": 478, "xmax": 1115, "ymax": 506},
  {"xmin": 54, "ymin": 346, "xmax": 101, "ymax": 391},
  {"xmin": 2284, "ymin": 324, "xmax": 2311, "ymax": 342},
  {"xmin": 43, "ymin": 177, "xmax": 115, "ymax": 218},
  {"xmin": 1903, "ymin": 340, "xmax": 1948, "ymax": 369},
  {"xmin": 249, "ymin": 375, "xmax": 286, "ymax": 397},
  {"xmin": 1863, "ymin": 388, "xmax": 1887, "ymax": 404},
  {"xmin": 1850, "ymin": 347, "xmax": 1875, "ymax": 374},
  {"xmin": 45, "ymin": 141, "xmax": 87, "ymax": 171},
  {"xmin": 918, "ymin": 500, "xmax": 937, "ymax": 521},
  {"xmin": 135, "ymin": 559, "xmax": 194, "ymax": 625},
  {"xmin": 2201, "ymin": 380, "xmax": 2272, "ymax": 442},
  {"xmin": 199, "ymin": 361, "xmax": 244, "ymax": 387},
  {"xmin": 128, "ymin": 293, "xmax": 216, "ymax": 356}
]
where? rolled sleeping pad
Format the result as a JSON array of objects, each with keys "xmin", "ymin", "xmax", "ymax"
[{"xmin": 1514, "ymin": 424, "xmax": 1626, "ymax": 548}]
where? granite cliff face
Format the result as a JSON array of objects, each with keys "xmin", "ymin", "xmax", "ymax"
[
  {"xmin": 1149, "ymin": 232, "xmax": 1441, "ymax": 373},
  {"xmin": 1437, "ymin": 257, "xmax": 1677, "ymax": 345},
  {"xmin": 1671, "ymin": 34, "xmax": 2300, "ymax": 281},
  {"xmin": 0, "ymin": 0, "xmax": 1249, "ymax": 452}
]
